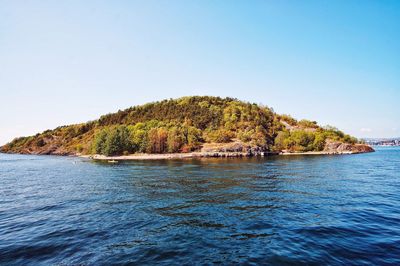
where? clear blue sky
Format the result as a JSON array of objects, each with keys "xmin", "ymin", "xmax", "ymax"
[{"xmin": 1, "ymin": 0, "xmax": 399, "ymax": 145}]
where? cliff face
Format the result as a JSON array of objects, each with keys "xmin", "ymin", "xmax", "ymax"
[
  {"xmin": 199, "ymin": 139, "xmax": 374, "ymax": 155},
  {"xmin": 0, "ymin": 96, "xmax": 374, "ymax": 156},
  {"xmin": 200, "ymin": 140, "xmax": 269, "ymax": 156},
  {"xmin": 324, "ymin": 141, "xmax": 375, "ymax": 154}
]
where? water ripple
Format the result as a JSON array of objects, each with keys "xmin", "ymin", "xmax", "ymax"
[{"xmin": 0, "ymin": 148, "xmax": 399, "ymax": 265}]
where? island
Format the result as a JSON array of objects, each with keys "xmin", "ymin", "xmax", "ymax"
[{"xmin": 0, "ymin": 96, "xmax": 374, "ymax": 160}]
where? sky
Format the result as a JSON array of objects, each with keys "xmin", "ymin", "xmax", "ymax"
[{"xmin": 0, "ymin": 0, "xmax": 399, "ymax": 145}]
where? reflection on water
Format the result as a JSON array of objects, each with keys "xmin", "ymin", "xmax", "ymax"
[{"xmin": 1, "ymin": 148, "xmax": 400, "ymax": 265}]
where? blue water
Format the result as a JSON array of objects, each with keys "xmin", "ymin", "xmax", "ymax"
[{"xmin": 0, "ymin": 147, "xmax": 399, "ymax": 265}]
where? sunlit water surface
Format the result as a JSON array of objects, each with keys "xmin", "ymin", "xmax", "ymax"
[{"xmin": 1, "ymin": 147, "xmax": 399, "ymax": 265}]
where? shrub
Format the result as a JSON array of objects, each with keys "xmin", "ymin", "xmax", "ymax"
[
  {"xmin": 75, "ymin": 144, "xmax": 83, "ymax": 153},
  {"xmin": 279, "ymin": 114, "xmax": 298, "ymax": 126},
  {"xmin": 204, "ymin": 129, "xmax": 234, "ymax": 143},
  {"xmin": 35, "ymin": 138, "xmax": 45, "ymax": 147},
  {"xmin": 298, "ymin": 119, "xmax": 319, "ymax": 129},
  {"xmin": 237, "ymin": 129, "xmax": 254, "ymax": 143},
  {"xmin": 312, "ymin": 133, "xmax": 326, "ymax": 151},
  {"xmin": 274, "ymin": 131, "xmax": 290, "ymax": 150}
]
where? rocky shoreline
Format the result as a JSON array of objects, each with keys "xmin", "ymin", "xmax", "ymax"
[
  {"xmin": 83, "ymin": 140, "xmax": 374, "ymax": 161},
  {"xmin": 84, "ymin": 147, "xmax": 374, "ymax": 161},
  {"xmin": 1, "ymin": 140, "xmax": 374, "ymax": 160}
]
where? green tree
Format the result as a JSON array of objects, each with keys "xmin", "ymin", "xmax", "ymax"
[
  {"xmin": 312, "ymin": 132, "xmax": 326, "ymax": 151},
  {"xmin": 289, "ymin": 130, "xmax": 315, "ymax": 152},
  {"xmin": 274, "ymin": 131, "xmax": 290, "ymax": 150},
  {"xmin": 167, "ymin": 127, "xmax": 184, "ymax": 153},
  {"xmin": 250, "ymin": 126, "xmax": 268, "ymax": 147},
  {"xmin": 103, "ymin": 128, "xmax": 121, "ymax": 156},
  {"xmin": 237, "ymin": 128, "xmax": 254, "ymax": 143},
  {"xmin": 93, "ymin": 126, "xmax": 132, "ymax": 156},
  {"xmin": 129, "ymin": 125, "xmax": 148, "ymax": 153},
  {"xmin": 93, "ymin": 129, "xmax": 108, "ymax": 154},
  {"xmin": 204, "ymin": 129, "xmax": 234, "ymax": 143}
]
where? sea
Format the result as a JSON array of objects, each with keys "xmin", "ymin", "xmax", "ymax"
[{"xmin": 0, "ymin": 147, "xmax": 399, "ymax": 265}]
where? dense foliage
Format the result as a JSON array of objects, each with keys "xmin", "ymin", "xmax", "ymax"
[
  {"xmin": 0, "ymin": 96, "xmax": 360, "ymax": 156},
  {"xmin": 90, "ymin": 96, "xmax": 275, "ymax": 155},
  {"xmin": 274, "ymin": 121, "xmax": 357, "ymax": 152}
]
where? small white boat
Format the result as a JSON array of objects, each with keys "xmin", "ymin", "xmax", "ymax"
[{"xmin": 108, "ymin": 160, "xmax": 118, "ymax": 163}]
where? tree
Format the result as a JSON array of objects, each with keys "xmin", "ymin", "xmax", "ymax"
[
  {"xmin": 289, "ymin": 130, "xmax": 315, "ymax": 152},
  {"xmin": 237, "ymin": 128, "xmax": 254, "ymax": 143},
  {"xmin": 103, "ymin": 128, "xmax": 122, "ymax": 156},
  {"xmin": 167, "ymin": 127, "xmax": 184, "ymax": 153},
  {"xmin": 147, "ymin": 127, "xmax": 168, "ymax": 153},
  {"xmin": 93, "ymin": 129, "xmax": 108, "ymax": 154},
  {"xmin": 93, "ymin": 126, "xmax": 132, "ymax": 156},
  {"xmin": 129, "ymin": 125, "xmax": 148, "ymax": 153},
  {"xmin": 186, "ymin": 126, "xmax": 202, "ymax": 147},
  {"xmin": 274, "ymin": 131, "xmax": 290, "ymax": 150},
  {"xmin": 250, "ymin": 126, "xmax": 268, "ymax": 148},
  {"xmin": 313, "ymin": 133, "xmax": 326, "ymax": 151},
  {"xmin": 204, "ymin": 129, "xmax": 234, "ymax": 143}
]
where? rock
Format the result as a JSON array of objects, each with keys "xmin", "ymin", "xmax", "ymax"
[
  {"xmin": 324, "ymin": 140, "xmax": 374, "ymax": 154},
  {"xmin": 200, "ymin": 140, "xmax": 268, "ymax": 156}
]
